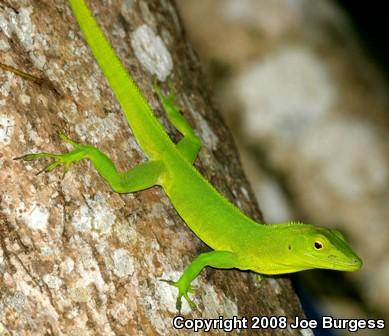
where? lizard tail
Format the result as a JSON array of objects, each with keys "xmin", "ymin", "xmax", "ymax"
[{"xmin": 68, "ymin": 0, "xmax": 175, "ymax": 158}]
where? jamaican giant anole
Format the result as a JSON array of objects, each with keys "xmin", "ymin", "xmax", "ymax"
[{"xmin": 16, "ymin": 0, "xmax": 362, "ymax": 311}]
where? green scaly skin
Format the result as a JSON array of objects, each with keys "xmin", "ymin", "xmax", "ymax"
[{"xmin": 16, "ymin": 0, "xmax": 362, "ymax": 312}]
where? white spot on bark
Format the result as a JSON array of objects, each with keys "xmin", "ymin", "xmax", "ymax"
[
  {"xmin": 140, "ymin": 295, "xmax": 168, "ymax": 334},
  {"xmin": 19, "ymin": 94, "xmax": 31, "ymax": 105},
  {"xmin": 267, "ymin": 278, "xmax": 282, "ymax": 294},
  {"xmin": 193, "ymin": 113, "xmax": 218, "ymax": 150},
  {"xmin": 201, "ymin": 284, "xmax": 238, "ymax": 317},
  {"xmin": 131, "ymin": 24, "xmax": 173, "ymax": 81},
  {"xmin": 0, "ymin": 74, "xmax": 11, "ymax": 97},
  {"xmin": 43, "ymin": 274, "xmax": 62, "ymax": 290},
  {"xmin": 112, "ymin": 249, "xmax": 134, "ymax": 277},
  {"xmin": 0, "ymin": 322, "xmax": 10, "ymax": 334},
  {"xmin": 116, "ymin": 219, "xmax": 140, "ymax": 244},
  {"xmin": 5, "ymin": 7, "xmax": 48, "ymax": 70},
  {"xmin": 17, "ymin": 279, "xmax": 59, "ymax": 322},
  {"xmin": 147, "ymin": 202, "xmax": 167, "ymax": 220},
  {"xmin": 4, "ymin": 291, "xmax": 26, "ymax": 311},
  {"xmin": 0, "ymin": 39, "xmax": 9, "ymax": 50},
  {"xmin": 72, "ymin": 192, "xmax": 116, "ymax": 235},
  {"xmin": 41, "ymin": 246, "xmax": 54, "ymax": 257},
  {"xmin": 202, "ymin": 285, "xmax": 222, "ymax": 314},
  {"xmin": 85, "ymin": 74, "xmax": 101, "ymax": 100},
  {"xmin": 74, "ymin": 112, "xmax": 121, "ymax": 143},
  {"xmin": 0, "ymin": 115, "xmax": 15, "ymax": 147},
  {"xmin": 31, "ymin": 53, "xmax": 47, "ymax": 70},
  {"xmin": 72, "ymin": 203, "xmax": 91, "ymax": 232},
  {"xmin": 109, "ymin": 303, "xmax": 131, "ymax": 326},
  {"xmin": 68, "ymin": 286, "xmax": 91, "ymax": 303},
  {"xmin": 11, "ymin": 7, "xmax": 34, "ymax": 50},
  {"xmin": 240, "ymin": 186, "xmax": 250, "ymax": 200},
  {"xmin": 60, "ymin": 257, "xmax": 75, "ymax": 275},
  {"xmin": 0, "ymin": 13, "xmax": 12, "ymax": 37},
  {"xmin": 59, "ymin": 101, "xmax": 78, "ymax": 124},
  {"xmin": 95, "ymin": 241, "xmax": 108, "ymax": 254},
  {"xmin": 69, "ymin": 238, "xmax": 109, "ymax": 295},
  {"xmin": 20, "ymin": 202, "xmax": 49, "ymax": 231},
  {"xmin": 224, "ymin": 295, "xmax": 239, "ymax": 317}
]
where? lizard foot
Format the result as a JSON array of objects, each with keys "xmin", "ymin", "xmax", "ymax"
[
  {"xmin": 14, "ymin": 131, "xmax": 89, "ymax": 177},
  {"xmin": 153, "ymin": 77, "xmax": 177, "ymax": 106},
  {"xmin": 160, "ymin": 278, "xmax": 197, "ymax": 313}
]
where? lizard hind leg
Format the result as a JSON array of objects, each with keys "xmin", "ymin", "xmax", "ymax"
[
  {"xmin": 16, "ymin": 131, "xmax": 165, "ymax": 193},
  {"xmin": 154, "ymin": 79, "xmax": 201, "ymax": 164}
]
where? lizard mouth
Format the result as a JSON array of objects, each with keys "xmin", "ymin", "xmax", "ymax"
[
  {"xmin": 327, "ymin": 258, "xmax": 362, "ymax": 271},
  {"xmin": 302, "ymin": 253, "xmax": 362, "ymax": 271}
]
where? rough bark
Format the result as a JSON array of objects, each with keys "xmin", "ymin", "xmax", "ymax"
[{"xmin": 0, "ymin": 0, "xmax": 305, "ymax": 335}]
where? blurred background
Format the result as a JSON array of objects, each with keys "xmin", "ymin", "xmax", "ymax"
[{"xmin": 176, "ymin": 0, "xmax": 389, "ymax": 335}]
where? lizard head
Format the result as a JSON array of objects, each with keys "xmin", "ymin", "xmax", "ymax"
[{"xmin": 289, "ymin": 225, "xmax": 362, "ymax": 272}]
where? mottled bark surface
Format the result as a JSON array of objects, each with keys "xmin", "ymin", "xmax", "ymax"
[{"xmin": 0, "ymin": 1, "xmax": 305, "ymax": 335}]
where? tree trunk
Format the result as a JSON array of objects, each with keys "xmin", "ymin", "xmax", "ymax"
[{"xmin": 0, "ymin": 0, "xmax": 305, "ymax": 334}]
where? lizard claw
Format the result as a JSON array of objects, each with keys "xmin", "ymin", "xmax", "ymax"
[
  {"xmin": 160, "ymin": 278, "xmax": 197, "ymax": 313},
  {"xmin": 57, "ymin": 129, "xmax": 79, "ymax": 147},
  {"xmin": 36, "ymin": 160, "xmax": 60, "ymax": 176},
  {"xmin": 153, "ymin": 76, "xmax": 176, "ymax": 105},
  {"xmin": 14, "ymin": 152, "xmax": 57, "ymax": 161},
  {"xmin": 15, "ymin": 131, "xmax": 83, "ymax": 176},
  {"xmin": 166, "ymin": 78, "xmax": 176, "ymax": 101}
]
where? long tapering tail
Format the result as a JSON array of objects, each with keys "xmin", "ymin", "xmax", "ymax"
[{"xmin": 68, "ymin": 0, "xmax": 174, "ymax": 157}]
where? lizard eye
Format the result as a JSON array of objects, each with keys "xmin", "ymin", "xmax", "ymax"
[{"xmin": 314, "ymin": 241, "xmax": 323, "ymax": 250}]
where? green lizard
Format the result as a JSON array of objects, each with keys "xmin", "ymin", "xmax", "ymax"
[{"xmin": 16, "ymin": 0, "xmax": 362, "ymax": 311}]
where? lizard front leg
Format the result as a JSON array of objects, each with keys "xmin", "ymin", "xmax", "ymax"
[{"xmin": 162, "ymin": 250, "xmax": 240, "ymax": 312}]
